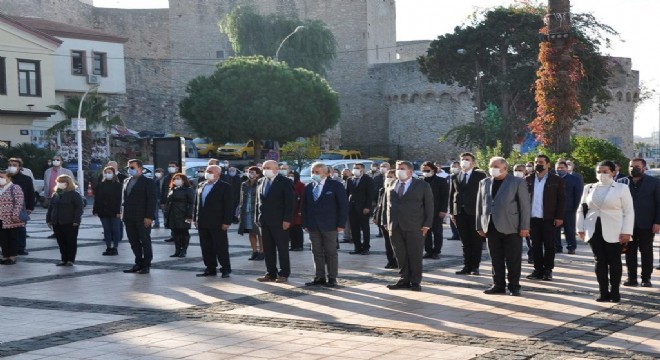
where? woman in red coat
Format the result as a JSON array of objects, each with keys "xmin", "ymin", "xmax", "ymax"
[{"xmin": 289, "ymin": 171, "xmax": 306, "ymax": 251}]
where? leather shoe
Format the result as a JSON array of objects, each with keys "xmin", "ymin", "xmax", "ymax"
[
  {"xmin": 610, "ymin": 292, "xmax": 621, "ymax": 303},
  {"xmin": 431, "ymin": 254, "xmax": 440, "ymax": 260},
  {"xmin": 341, "ymin": 239, "xmax": 352, "ymax": 243},
  {"xmin": 326, "ymin": 278, "xmax": 337, "ymax": 287},
  {"xmin": 47, "ymin": 233, "xmax": 56, "ymax": 239},
  {"xmin": 138, "ymin": 267, "xmax": 150, "ymax": 274},
  {"xmin": 623, "ymin": 280, "xmax": 639, "ymax": 286},
  {"xmin": 123, "ymin": 265, "xmax": 141, "ymax": 273},
  {"xmin": 526, "ymin": 271, "xmax": 543, "ymax": 280},
  {"xmin": 1, "ymin": 259, "xmax": 16, "ymax": 265},
  {"xmin": 656, "ymin": 265, "xmax": 660, "ymax": 270},
  {"xmin": 257, "ymin": 275, "xmax": 276, "ymax": 282},
  {"xmin": 387, "ymin": 280, "xmax": 411, "ymax": 290},
  {"xmin": 567, "ymin": 249, "xmax": 576, "ymax": 255},
  {"xmin": 595, "ymin": 293, "xmax": 610, "ymax": 302},
  {"xmin": 470, "ymin": 270, "xmax": 480, "ymax": 276},
  {"xmin": 455, "ymin": 268, "xmax": 470, "ymax": 275},
  {"xmin": 164, "ymin": 238, "xmax": 174, "ymax": 243},
  {"xmin": 17, "ymin": 250, "xmax": 28, "ymax": 255},
  {"xmin": 360, "ymin": 250, "xmax": 370, "ymax": 255},
  {"xmin": 169, "ymin": 252, "xmax": 181, "ymax": 258},
  {"xmin": 410, "ymin": 283, "xmax": 422, "ymax": 292},
  {"xmin": 641, "ymin": 280, "xmax": 652, "ymax": 288},
  {"xmin": 509, "ymin": 289, "xmax": 521, "ymax": 296},
  {"xmin": 290, "ymin": 247, "xmax": 304, "ymax": 251},
  {"xmin": 196, "ymin": 271, "xmax": 217, "ymax": 277},
  {"xmin": 542, "ymin": 271, "xmax": 553, "ymax": 281},
  {"xmin": 221, "ymin": 272, "xmax": 230, "ymax": 278},
  {"xmin": 349, "ymin": 251, "xmax": 362, "ymax": 255},
  {"xmin": 422, "ymin": 253, "xmax": 432, "ymax": 259},
  {"xmin": 56, "ymin": 261, "xmax": 67, "ymax": 266},
  {"xmin": 275, "ymin": 277, "xmax": 288, "ymax": 283},
  {"xmin": 483, "ymin": 286, "xmax": 506, "ymax": 295},
  {"xmin": 305, "ymin": 277, "xmax": 326, "ymax": 286}
]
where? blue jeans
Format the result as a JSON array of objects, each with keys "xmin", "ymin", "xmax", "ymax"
[{"xmin": 100, "ymin": 217, "xmax": 122, "ymax": 248}]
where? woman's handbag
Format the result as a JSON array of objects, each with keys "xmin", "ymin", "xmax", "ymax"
[{"xmin": 10, "ymin": 185, "xmax": 30, "ymax": 222}]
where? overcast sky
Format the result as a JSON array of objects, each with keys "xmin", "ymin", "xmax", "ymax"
[{"xmin": 94, "ymin": 0, "xmax": 659, "ymax": 137}]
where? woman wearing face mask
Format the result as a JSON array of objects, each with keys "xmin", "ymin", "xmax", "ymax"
[
  {"xmin": 47, "ymin": 175, "xmax": 83, "ymax": 266},
  {"xmin": 165, "ymin": 174, "xmax": 195, "ymax": 257},
  {"xmin": 420, "ymin": 161, "xmax": 449, "ymax": 259},
  {"xmin": 238, "ymin": 166, "xmax": 264, "ymax": 260},
  {"xmin": 374, "ymin": 169, "xmax": 398, "ymax": 269},
  {"xmin": 576, "ymin": 160, "xmax": 634, "ymax": 303},
  {"xmin": 289, "ymin": 171, "xmax": 306, "ymax": 251},
  {"xmin": 93, "ymin": 167, "xmax": 123, "ymax": 255},
  {"xmin": 153, "ymin": 168, "xmax": 164, "ymax": 229},
  {"xmin": 0, "ymin": 170, "xmax": 26, "ymax": 265}
]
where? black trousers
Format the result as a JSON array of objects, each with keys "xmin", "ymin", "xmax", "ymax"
[
  {"xmin": 424, "ymin": 215, "xmax": 444, "ymax": 255},
  {"xmin": 172, "ymin": 228, "xmax": 190, "ymax": 251},
  {"xmin": 53, "ymin": 223, "xmax": 79, "ymax": 263},
  {"xmin": 0, "ymin": 225, "xmax": 19, "ymax": 258},
  {"xmin": 380, "ymin": 225, "xmax": 396, "ymax": 264},
  {"xmin": 289, "ymin": 224, "xmax": 304, "ymax": 249},
  {"xmin": 626, "ymin": 227, "xmax": 654, "ymax": 282},
  {"xmin": 262, "ymin": 224, "xmax": 290, "ymax": 278},
  {"xmin": 486, "ymin": 221, "xmax": 522, "ymax": 291},
  {"xmin": 198, "ymin": 228, "xmax": 230, "ymax": 274},
  {"xmin": 588, "ymin": 218, "xmax": 622, "ymax": 295},
  {"xmin": 349, "ymin": 207, "xmax": 370, "ymax": 252},
  {"xmin": 530, "ymin": 218, "xmax": 557, "ymax": 272},
  {"xmin": 455, "ymin": 212, "xmax": 483, "ymax": 270},
  {"xmin": 124, "ymin": 220, "xmax": 153, "ymax": 268}
]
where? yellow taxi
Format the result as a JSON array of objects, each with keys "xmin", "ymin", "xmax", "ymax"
[
  {"xmin": 319, "ymin": 150, "xmax": 362, "ymax": 160},
  {"xmin": 192, "ymin": 138, "xmax": 219, "ymax": 157},
  {"xmin": 216, "ymin": 140, "xmax": 255, "ymax": 159}
]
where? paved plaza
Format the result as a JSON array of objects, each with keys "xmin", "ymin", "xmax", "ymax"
[{"xmin": 0, "ymin": 205, "xmax": 658, "ymax": 359}]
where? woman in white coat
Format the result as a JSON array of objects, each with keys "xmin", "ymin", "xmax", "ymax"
[{"xmin": 576, "ymin": 160, "xmax": 634, "ymax": 303}]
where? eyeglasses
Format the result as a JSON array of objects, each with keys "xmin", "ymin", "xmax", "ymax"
[{"xmin": 129, "ymin": 167, "xmax": 137, "ymax": 170}]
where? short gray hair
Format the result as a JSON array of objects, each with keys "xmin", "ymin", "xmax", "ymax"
[
  {"xmin": 311, "ymin": 162, "xmax": 328, "ymax": 173},
  {"xmin": 395, "ymin": 160, "xmax": 413, "ymax": 170},
  {"xmin": 489, "ymin": 157, "xmax": 508, "ymax": 168}
]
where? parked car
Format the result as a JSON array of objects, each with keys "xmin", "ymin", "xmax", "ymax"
[
  {"xmin": 192, "ymin": 138, "xmax": 219, "ymax": 158},
  {"xmin": 299, "ymin": 159, "xmax": 374, "ymax": 184},
  {"xmin": 217, "ymin": 140, "xmax": 255, "ymax": 160},
  {"xmin": 319, "ymin": 150, "xmax": 362, "ymax": 160}
]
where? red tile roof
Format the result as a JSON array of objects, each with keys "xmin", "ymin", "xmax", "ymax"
[
  {"xmin": 10, "ymin": 16, "xmax": 128, "ymax": 43},
  {"xmin": 0, "ymin": 13, "xmax": 62, "ymax": 46}
]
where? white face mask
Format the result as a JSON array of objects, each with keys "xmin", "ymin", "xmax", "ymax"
[
  {"xmin": 526, "ymin": 166, "xmax": 534, "ymax": 173},
  {"xmin": 379, "ymin": 167, "xmax": 388, "ymax": 174},
  {"xmin": 352, "ymin": 169, "xmax": 362, "ymax": 177},
  {"xmin": 489, "ymin": 167, "xmax": 501, "ymax": 178},
  {"xmin": 567, "ymin": 165, "xmax": 574, "ymax": 171},
  {"xmin": 7, "ymin": 166, "xmax": 18, "ymax": 174},
  {"xmin": 57, "ymin": 182, "xmax": 67, "ymax": 190},
  {"xmin": 513, "ymin": 171, "xmax": 525, "ymax": 178},
  {"xmin": 396, "ymin": 170, "xmax": 409, "ymax": 181},
  {"xmin": 52, "ymin": 160, "xmax": 61, "ymax": 167},
  {"xmin": 155, "ymin": 173, "xmax": 163, "ymax": 179},
  {"xmin": 422, "ymin": 171, "xmax": 433, "ymax": 178},
  {"xmin": 263, "ymin": 169, "xmax": 276, "ymax": 179},
  {"xmin": 451, "ymin": 167, "xmax": 460, "ymax": 175},
  {"xmin": 168, "ymin": 167, "xmax": 177, "ymax": 174},
  {"xmin": 248, "ymin": 173, "xmax": 255, "ymax": 179},
  {"xmin": 460, "ymin": 160, "xmax": 471, "ymax": 170},
  {"xmin": 0, "ymin": 178, "xmax": 7, "ymax": 186},
  {"xmin": 205, "ymin": 172, "xmax": 215, "ymax": 181},
  {"xmin": 197, "ymin": 172, "xmax": 205, "ymax": 178},
  {"xmin": 596, "ymin": 173, "xmax": 613, "ymax": 185},
  {"xmin": 104, "ymin": 173, "xmax": 114, "ymax": 180},
  {"xmin": 279, "ymin": 170, "xmax": 288, "ymax": 176},
  {"xmin": 173, "ymin": 179, "xmax": 183, "ymax": 187}
]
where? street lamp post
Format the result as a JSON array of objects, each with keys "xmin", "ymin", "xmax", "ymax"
[
  {"xmin": 74, "ymin": 85, "xmax": 97, "ymax": 196},
  {"xmin": 274, "ymin": 25, "xmax": 304, "ymax": 62}
]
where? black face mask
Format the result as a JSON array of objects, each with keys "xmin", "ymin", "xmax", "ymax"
[
  {"xmin": 631, "ymin": 168, "xmax": 643, "ymax": 177},
  {"xmin": 535, "ymin": 164, "xmax": 545, "ymax": 173}
]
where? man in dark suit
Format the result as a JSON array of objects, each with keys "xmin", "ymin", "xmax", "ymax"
[
  {"xmin": 619, "ymin": 158, "xmax": 660, "ymax": 287},
  {"xmin": 449, "ymin": 152, "xmax": 488, "ymax": 275},
  {"xmin": 193, "ymin": 165, "xmax": 234, "ymax": 277},
  {"xmin": 160, "ymin": 161, "xmax": 179, "ymax": 242},
  {"xmin": 226, "ymin": 167, "xmax": 242, "ymax": 223},
  {"xmin": 384, "ymin": 161, "xmax": 434, "ymax": 292},
  {"xmin": 554, "ymin": 161, "xmax": 583, "ymax": 254},
  {"xmin": 372, "ymin": 163, "xmax": 389, "ymax": 238},
  {"xmin": 7, "ymin": 158, "xmax": 35, "ymax": 255},
  {"xmin": 255, "ymin": 160, "xmax": 295, "ymax": 283},
  {"xmin": 122, "ymin": 159, "xmax": 157, "ymax": 274},
  {"xmin": 421, "ymin": 161, "xmax": 449, "ymax": 259},
  {"xmin": 525, "ymin": 155, "xmax": 566, "ymax": 281},
  {"xmin": 346, "ymin": 163, "xmax": 375, "ymax": 255},
  {"xmin": 477, "ymin": 157, "xmax": 530, "ymax": 296},
  {"xmin": 302, "ymin": 162, "xmax": 348, "ymax": 287}
]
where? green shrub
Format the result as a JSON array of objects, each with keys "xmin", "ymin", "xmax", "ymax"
[{"xmin": 0, "ymin": 143, "xmax": 55, "ymax": 178}]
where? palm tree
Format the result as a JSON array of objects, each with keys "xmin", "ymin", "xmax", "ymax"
[{"xmin": 47, "ymin": 94, "xmax": 122, "ymax": 172}]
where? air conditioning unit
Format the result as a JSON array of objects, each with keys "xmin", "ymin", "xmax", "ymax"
[{"xmin": 87, "ymin": 75, "xmax": 100, "ymax": 85}]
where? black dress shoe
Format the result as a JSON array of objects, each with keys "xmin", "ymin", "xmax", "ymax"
[
  {"xmin": 56, "ymin": 261, "xmax": 67, "ymax": 266},
  {"xmin": 178, "ymin": 250, "xmax": 187, "ymax": 258},
  {"xmin": 431, "ymin": 254, "xmax": 440, "ymax": 260},
  {"xmin": 384, "ymin": 263, "xmax": 397, "ymax": 269},
  {"xmin": 102, "ymin": 248, "xmax": 112, "ymax": 256},
  {"xmin": 196, "ymin": 271, "xmax": 217, "ymax": 277},
  {"xmin": 567, "ymin": 249, "xmax": 576, "ymax": 255},
  {"xmin": 656, "ymin": 265, "xmax": 660, "ymax": 270},
  {"xmin": 349, "ymin": 251, "xmax": 362, "ymax": 255},
  {"xmin": 387, "ymin": 280, "xmax": 411, "ymax": 290},
  {"xmin": 542, "ymin": 271, "xmax": 553, "ymax": 281},
  {"xmin": 138, "ymin": 267, "xmax": 150, "ymax": 274},
  {"xmin": 326, "ymin": 278, "xmax": 337, "ymax": 287},
  {"xmin": 360, "ymin": 250, "xmax": 370, "ymax": 255},
  {"xmin": 169, "ymin": 251, "xmax": 181, "ymax": 258},
  {"xmin": 410, "ymin": 283, "xmax": 422, "ymax": 292},
  {"xmin": 641, "ymin": 280, "xmax": 652, "ymax": 288},
  {"xmin": 248, "ymin": 252, "xmax": 257, "ymax": 260},
  {"xmin": 527, "ymin": 258, "xmax": 534, "ymax": 264},
  {"xmin": 470, "ymin": 270, "xmax": 480, "ymax": 276},
  {"xmin": 341, "ymin": 239, "xmax": 352, "ymax": 243},
  {"xmin": 610, "ymin": 292, "xmax": 621, "ymax": 303},
  {"xmin": 221, "ymin": 272, "xmax": 230, "ymax": 278},
  {"xmin": 455, "ymin": 268, "xmax": 470, "ymax": 275},
  {"xmin": 526, "ymin": 271, "xmax": 543, "ymax": 280},
  {"xmin": 164, "ymin": 238, "xmax": 174, "ymax": 243},
  {"xmin": 422, "ymin": 253, "xmax": 432, "ymax": 259},
  {"xmin": 17, "ymin": 250, "xmax": 28, "ymax": 255},
  {"xmin": 448, "ymin": 236, "xmax": 460, "ymax": 240},
  {"xmin": 623, "ymin": 280, "xmax": 638, "ymax": 286},
  {"xmin": 483, "ymin": 286, "xmax": 506, "ymax": 295},
  {"xmin": 47, "ymin": 233, "xmax": 56, "ymax": 239},
  {"xmin": 305, "ymin": 277, "xmax": 327, "ymax": 286},
  {"xmin": 1, "ymin": 259, "xmax": 17, "ymax": 265},
  {"xmin": 509, "ymin": 289, "xmax": 521, "ymax": 296},
  {"xmin": 123, "ymin": 265, "xmax": 141, "ymax": 273},
  {"xmin": 595, "ymin": 293, "xmax": 611, "ymax": 302},
  {"xmin": 290, "ymin": 247, "xmax": 304, "ymax": 252}
]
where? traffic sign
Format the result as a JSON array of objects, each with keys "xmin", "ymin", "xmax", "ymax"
[{"xmin": 71, "ymin": 118, "xmax": 87, "ymax": 131}]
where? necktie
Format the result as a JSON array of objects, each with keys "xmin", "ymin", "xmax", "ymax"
[
  {"xmin": 398, "ymin": 181, "xmax": 406, "ymax": 197},
  {"xmin": 313, "ymin": 183, "xmax": 322, "ymax": 201},
  {"xmin": 462, "ymin": 173, "xmax": 468, "ymax": 186},
  {"xmin": 263, "ymin": 179, "xmax": 272, "ymax": 195}
]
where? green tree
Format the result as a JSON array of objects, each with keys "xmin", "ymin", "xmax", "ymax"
[
  {"xmin": 179, "ymin": 56, "xmax": 340, "ymax": 161},
  {"xmin": 419, "ymin": 4, "xmax": 613, "ymax": 155},
  {"xmin": 220, "ymin": 6, "xmax": 337, "ymax": 76},
  {"xmin": 47, "ymin": 94, "xmax": 121, "ymax": 171},
  {"xmin": 0, "ymin": 143, "xmax": 55, "ymax": 177},
  {"xmin": 570, "ymin": 136, "xmax": 628, "ymax": 183},
  {"xmin": 280, "ymin": 138, "xmax": 321, "ymax": 171}
]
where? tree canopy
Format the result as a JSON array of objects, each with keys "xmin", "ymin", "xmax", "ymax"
[
  {"xmin": 220, "ymin": 6, "xmax": 337, "ymax": 76},
  {"xmin": 418, "ymin": 4, "xmax": 615, "ymax": 154},
  {"xmin": 179, "ymin": 56, "xmax": 340, "ymax": 160}
]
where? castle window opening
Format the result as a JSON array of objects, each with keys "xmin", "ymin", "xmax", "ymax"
[
  {"xmin": 216, "ymin": 50, "xmax": 225, "ymax": 59},
  {"xmin": 626, "ymin": 92, "xmax": 632, "ymax": 102}
]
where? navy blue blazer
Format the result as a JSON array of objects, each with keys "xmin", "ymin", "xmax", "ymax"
[
  {"xmin": 618, "ymin": 174, "xmax": 660, "ymax": 230},
  {"xmin": 255, "ymin": 174, "xmax": 295, "ymax": 226},
  {"xmin": 302, "ymin": 179, "xmax": 348, "ymax": 232},
  {"xmin": 561, "ymin": 173, "xmax": 583, "ymax": 213}
]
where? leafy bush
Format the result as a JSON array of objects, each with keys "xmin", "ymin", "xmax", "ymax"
[{"xmin": 0, "ymin": 143, "xmax": 55, "ymax": 179}]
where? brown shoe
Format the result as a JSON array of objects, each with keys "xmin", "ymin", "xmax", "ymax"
[
  {"xmin": 275, "ymin": 277, "xmax": 288, "ymax": 283},
  {"xmin": 257, "ymin": 275, "xmax": 276, "ymax": 282}
]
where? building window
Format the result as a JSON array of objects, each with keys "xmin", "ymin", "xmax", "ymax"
[
  {"xmin": 71, "ymin": 50, "xmax": 86, "ymax": 75},
  {"xmin": 0, "ymin": 57, "xmax": 6, "ymax": 95},
  {"xmin": 17, "ymin": 60, "xmax": 40, "ymax": 96},
  {"xmin": 93, "ymin": 52, "xmax": 107, "ymax": 77},
  {"xmin": 216, "ymin": 50, "xmax": 225, "ymax": 59}
]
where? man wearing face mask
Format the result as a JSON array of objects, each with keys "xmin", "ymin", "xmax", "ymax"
[
  {"xmin": 449, "ymin": 152, "xmax": 487, "ymax": 275},
  {"xmin": 7, "ymin": 158, "xmax": 35, "ymax": 255},
  {"xmin": 302, "ymin": 162, "xmax": 348, "ymax": 287},
  {"xmin": 160, "ymin": 161, "xmax": 179, "ymax": 242},
  {"xmin": 43, "ymin": 155, "xmax": 74, "ymax": 209},
  {"xmin": 193, "ymin": 165, "xmax": 233, "ymax": 277},
  {"xmin": 153, "ymin": 168, "xmax": 165, "ymax": 229},
  {"xmin": 346, "ymin": 163, "xmax": 375, "ymax": 255},
  {"xmin": 255, "ymin": 160, "xmax": 295, "ymax": 283},
  {"xmin": 122, "ymin": 159, "xmax": 156, "ymax": 274},
  {"xmin": 476, "ymin": 157, "xmax": 530, "ymax": 296},
  {"xmin": 554, "ymin": 161, "xmax": 583, "ymax": 255},
  {"xmin": 566, "ymin": 160, "xmax": 584, "ymax": 184},
  {"xmin": 525, "ymin": 155, "xmax": 566, "ymax": 282},
  {"xmin": 617, "ymin": 158, "xmax": 660, "ymax": 287},
  {"xmin": 372, "ymin": 162, "xmax": 390, "ymax": 238},
  {"xmin": 226, "ymin": 167, "xmax": 242, "ymax": 224},
  {"xmin": 447, "ymin": 161, "xmax": 461, "ymax": 241},
  {"xmin": 420, "ymin": 161, "xmax": 449, "ymax": 259},
  {"xmin": 384, "ymin": 161, "xmax": 434, "ymax": 291}
]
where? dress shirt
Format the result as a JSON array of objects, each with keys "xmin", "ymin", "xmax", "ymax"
[
  {"xmin": 460, "ymin": 169, "xmax": 473, "ymax": 184},
  {"xmin": 531, "ymin": 173, "xmax": 548, "ymax": 218},
  {"xmin": 397, "ymin": 178, "xmax": 412, "ymax": 195},
  {"xmin": 202, "ymin": 181, "xmax": 214, "ymax": 205}
]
